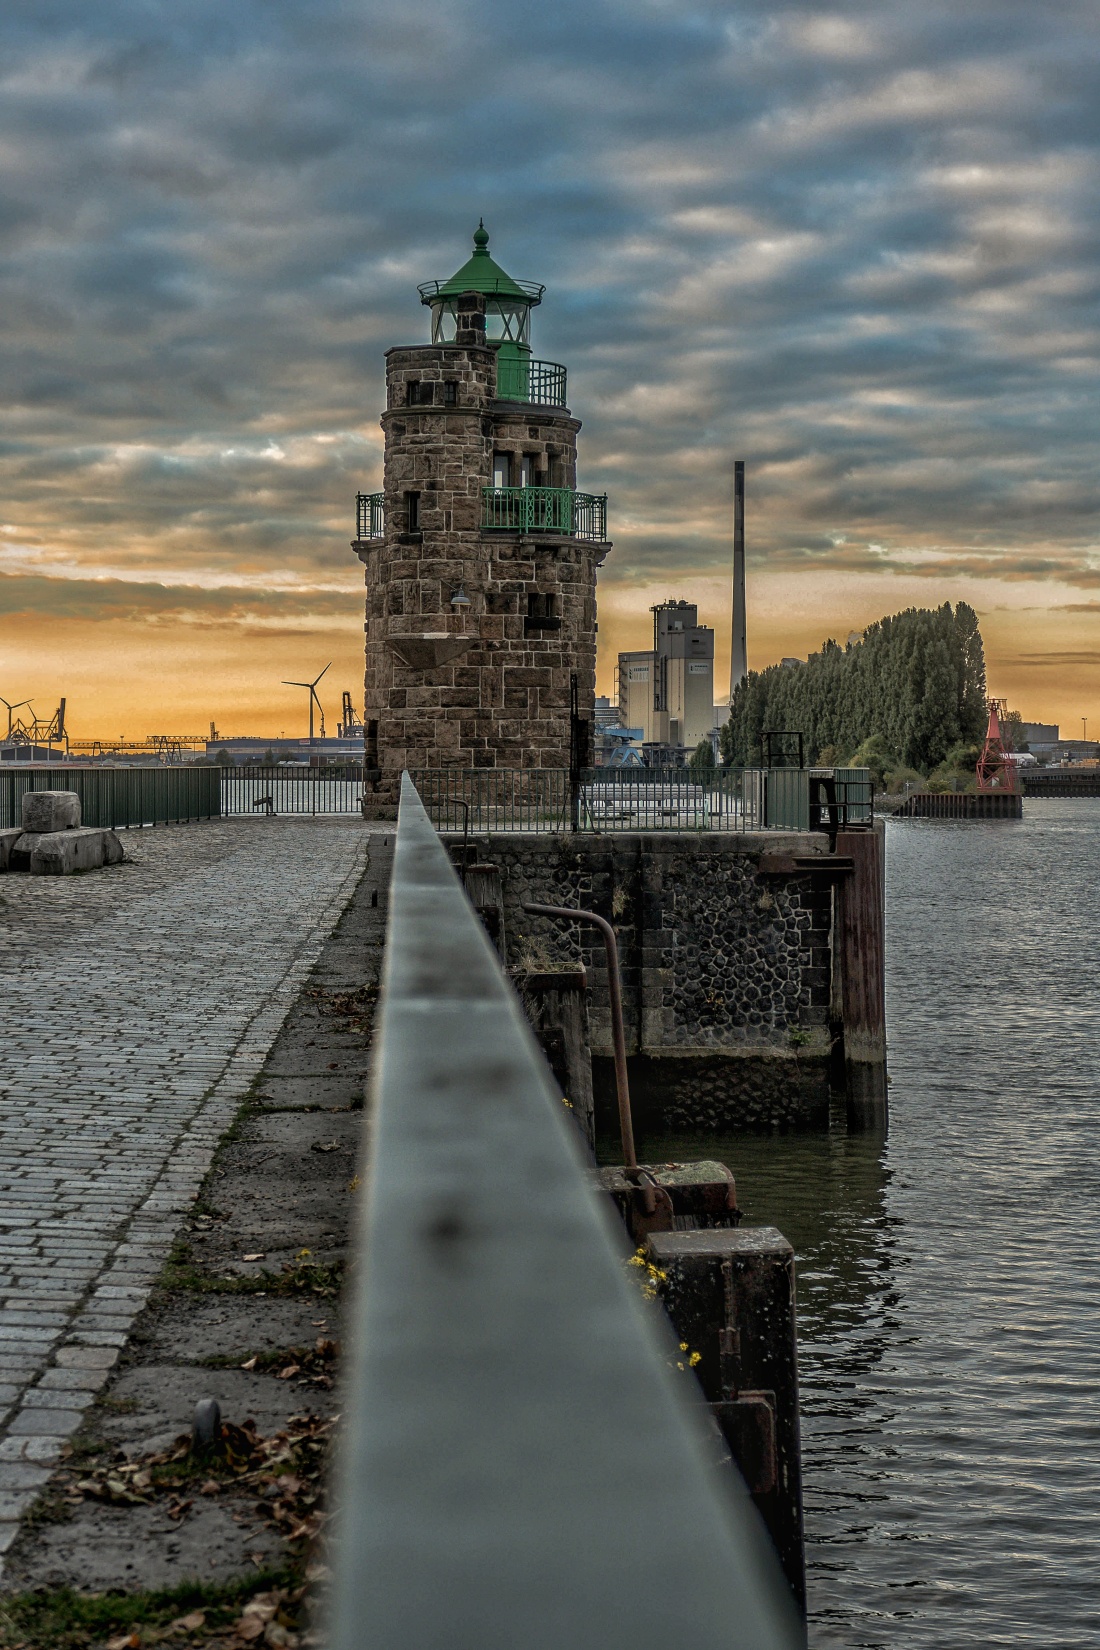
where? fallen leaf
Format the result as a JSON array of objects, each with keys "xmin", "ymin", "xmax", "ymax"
[
  {"xmin": 240, "ymin": 1356, "xmax": 258, "ymax": 1370},
  {"xmin": 310, "ymin": 1141, "xmax": 340, "ymax": 1154},
  {"xmin": 176, "ymin": 1611, "xmax": 207, "ymax": 1631},
  {"xmin": 199, "ymin": 1479, "xmax": 221, "ymax": 1495},
  {"xmin": 106, "ymin": 1635, "xmax": 140, "ymax": 1650},
  {"xmin": 276, "ymin": 1365, "xmax": 301, "ymax": 1380},
  {"xmin": 310, "ymin": 1320, "xmax": 327, "ymax": 1327},
  {"xmin": 236, "ymin": 1617, "xmax": 266, "ymax": 1640},
  {"xmin": 243, "ymin": 1253, "xmax": 267, "ymax": 1263}
]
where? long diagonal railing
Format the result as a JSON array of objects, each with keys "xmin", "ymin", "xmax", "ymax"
[{"xmin": 328, "ymin": 773, "xmax": 802, "ymax": 1650}]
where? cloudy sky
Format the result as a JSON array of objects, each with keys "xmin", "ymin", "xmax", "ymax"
[{"xmin": 2, "ymin": 0, "xmax": 1098, "ymax": 739}]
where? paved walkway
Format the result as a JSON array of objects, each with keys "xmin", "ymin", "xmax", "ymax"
[{"xmin": 0, "ymin": 818, "xmax": 372, "ymax": 1565}]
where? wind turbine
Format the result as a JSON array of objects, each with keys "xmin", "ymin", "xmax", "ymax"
[
  {"xmin": 282, "ymin": 663, "xmax": 331, "ymax": 745},
  {"xmin": 0, "ymin": 696, "xmax": 31, "ymax": 738}
]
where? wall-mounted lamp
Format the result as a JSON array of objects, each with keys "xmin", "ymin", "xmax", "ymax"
[{"xmin": 450, "ymin": 587, "xmax": 472, "ymax": 610}]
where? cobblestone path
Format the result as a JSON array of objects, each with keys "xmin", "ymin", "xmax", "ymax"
[{"xmin": 0, "ymin": 818, "xmax": 371, "ymax": 1565}]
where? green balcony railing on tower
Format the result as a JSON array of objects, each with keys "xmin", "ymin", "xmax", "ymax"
[
  {"xmin": 494, "ymin": 355, "xmax": 568, "ymax": 407},
  {"xmin": 482, "ymin": 486, "xmax": 607, "ymax": 541},
  {"xmin": 356, "ymin": 492, "xmax": 385, "ymax": 540}
]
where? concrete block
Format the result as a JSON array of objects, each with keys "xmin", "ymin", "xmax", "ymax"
[
  {"xmin": 0, "ymin": 829, "xmax": 22, "ymax": 871},
  {"xmin": 8, "ymin": 827, "xmax": 124, "ymax": 876},
  {"xmin": 21, "ymin": 789, "xmax": 81, "ymax": 832}
]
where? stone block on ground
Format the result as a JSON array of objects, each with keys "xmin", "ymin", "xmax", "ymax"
[
  {"xmin": 9, "ymin": 827, "xmax": 124, "ymax": 876},
  {"xmin": 0, "ymin": 828, "xmax": 22, "ymax": 871},
  {"xmin": 20, "ymin": 790, "xmax": 81, "ymax": 833}
]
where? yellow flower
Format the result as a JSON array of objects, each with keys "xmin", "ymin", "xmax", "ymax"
[{"xmin": 689, "ymin": 1352, "xmax": 702, "ymax": 1367}]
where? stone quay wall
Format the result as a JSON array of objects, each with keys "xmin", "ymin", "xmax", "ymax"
[{"xmin": 445, "ymin": 830, "xmax": 835, "ymax": 1132}]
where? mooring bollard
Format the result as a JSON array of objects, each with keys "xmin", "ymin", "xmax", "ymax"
[
  {"xmin": 191, "ymin": 1397, "xmax": 221, "ymax": 1454},
  {"xmin": 646, "ymin": 1227, "xmax": 806, "ymax": 1611}
]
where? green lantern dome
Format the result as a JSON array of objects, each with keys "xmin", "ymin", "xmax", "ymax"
[{"xmin": 418, "ymin": 222, "xmax": 544, "ymax": 351}]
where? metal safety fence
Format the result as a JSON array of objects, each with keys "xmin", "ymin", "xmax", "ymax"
[
  {"xmin": 411, "ymin": 766, "xmax": 873, "ymax": 834},
  {"xmin": 327, "ymin": 773, "xmax": 801, "ymax": 1650},
  {"xmin": 219, "ymin": 764, "xmax": 365, "ymax": 816},
  {"xmin": 0, "ymin": 765, "xmax": 220, "ymax": 830}
]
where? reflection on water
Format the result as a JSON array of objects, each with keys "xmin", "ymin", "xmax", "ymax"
[{"xmin": 622, "ymin": 800, "xmax": 1100, "ymax": 1648}]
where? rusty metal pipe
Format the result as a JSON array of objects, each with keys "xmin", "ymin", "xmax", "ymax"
[{"xmin": 522, "ymin": 902, "xmax": 637, "ymax": 1175}]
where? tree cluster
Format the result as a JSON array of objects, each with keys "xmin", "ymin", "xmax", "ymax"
[{"xmin": 720, "ymin": 602, "xmax": 987, "ymax": 773}]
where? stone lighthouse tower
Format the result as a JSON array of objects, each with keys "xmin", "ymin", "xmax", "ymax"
[{"xmin": 352, "ymin": 224, "xmax": 610, "ymax": 813}]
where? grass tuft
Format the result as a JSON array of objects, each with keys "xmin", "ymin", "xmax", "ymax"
[{"xmin": 0, "ymin": 1568, "xmax": 292, "ymax": 1650}]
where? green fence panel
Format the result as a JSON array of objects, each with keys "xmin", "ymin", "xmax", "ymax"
[
  {"xmin": 0, "ymin": 766, "xmax": 220, "ymax": 830},
  {"xmin": 762, "ymin": 769, "xmax": 810, "ymax": 831}
]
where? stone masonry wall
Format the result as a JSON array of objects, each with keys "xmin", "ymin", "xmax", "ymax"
[{"xmin": 445, "ymin": 830, "xmax": 835, "ymax": 1132}]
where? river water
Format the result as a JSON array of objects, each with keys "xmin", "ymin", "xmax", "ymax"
[{"xmin": 633, "ymin": 799, "xmax": 1100, "ymax": 1648}]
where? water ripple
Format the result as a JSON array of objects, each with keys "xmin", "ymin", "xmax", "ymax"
[{"xmin": 637, "ymin": 800, "xmax": 1100, "ymax": 1647}]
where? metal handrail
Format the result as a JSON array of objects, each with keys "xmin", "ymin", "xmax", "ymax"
[
  {"xmin": 481, "ymin": 485, "xmax": 608, "ymax": 541},
  {"xmin": 418, "ymin": 276, "xmax": 545, "ymax": 302},
  {"xmin": 328, "ymin": 773, "xmax": 802, "ymax": 1650},
  {"xmin": 411, "ymin": 766, "xmax": 875, "ymax": 834},
  {"xmin": 356, "ymin": 491, "xmax": 385, "ymax": 540},
  {"xmin": 495, "ymin": 355, "xmax": 568, "ymax": 406}
]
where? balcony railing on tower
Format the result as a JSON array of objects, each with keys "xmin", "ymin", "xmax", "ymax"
[
  {"xmin": 482, "ymin": 486, "xmax": 607, "ymax": 541},
  {"xmin": 494, "ymin": 356, "xmax": 568, "ymax": 407},
  {"xmin": 356, "ymin": 492, "xmax": 385, "ymax": 540}
]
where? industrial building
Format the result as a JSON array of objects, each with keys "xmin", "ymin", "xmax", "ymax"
[{"xmin": 616, "ymin": 600, "xmax": 717, "ymax": 757}]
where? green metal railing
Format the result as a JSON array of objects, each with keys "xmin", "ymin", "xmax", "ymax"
[
  {"xmin": 412, "ymin": 766, "xmax": 873, "ymax": 834},
  {"xmin": 495, "ymin": 355, "xmax": 568, "ymax": 406},
  {"xmin": 482, "ymin": 486, "xmax": 607, "ymax": 541},
  {"xmin": 356, "ymin": 492, "xmax": 385, "ymax": 540},
  {"xmin": 0, "ymin": 766, "xmax": 221, "ymax": 830}
]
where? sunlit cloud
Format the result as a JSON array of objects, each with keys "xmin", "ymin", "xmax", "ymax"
[{"xmin": 0, "ymin": 0, "xmax": 1097, "ymax": 732}]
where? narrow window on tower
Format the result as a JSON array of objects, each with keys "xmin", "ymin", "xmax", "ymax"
[
  {"xmin": 519, "ymin": 455, "xmax": 535, "ymax": 489},
  {"xmin": 406, "ymin": 492, "xmax": 421, "ymax": 533},
  {"xmin": 525, "ymin": 592, "xmax": 561, "ymax": 634},
  {"xmin": 407, "ymin": 380, "xmax": 434, "ymax": 406},
  {"xmin": 492, "ymin": 453, "xmax": 511, "ymax": 489},
  {"xmin": 443, "ymin": 380, "xmax": 458, "ymax": 405}
]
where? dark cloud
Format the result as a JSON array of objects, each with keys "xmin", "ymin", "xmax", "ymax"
[{"xmin": 0, "ymin": 0, "xmax": 1098, "ymax": 625}]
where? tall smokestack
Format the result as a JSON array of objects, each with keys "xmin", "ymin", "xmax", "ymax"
[{"xmin": 729, "ymin": 459, "xmax": 747, "ymax": 702}]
